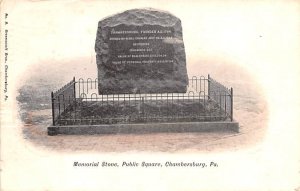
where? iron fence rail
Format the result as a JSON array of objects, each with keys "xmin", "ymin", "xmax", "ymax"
[
  {"xmin": 51, "ymin": 77, "xmax": 76, "ymax": 125},
  {"xmin": 50, "ymin": 75, "xmax": 233, "ymax": 126},
  {"xmin": 208, "ymin": 74, "xmax": 233, "ymax": 121}
]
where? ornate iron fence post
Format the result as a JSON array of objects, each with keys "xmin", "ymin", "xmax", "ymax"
[
  {"xmin": 230, "ymin": 87, "xmax": 233, "ymax": 121},
  {"xmin": 51, "ymin": 91, "xmax": 55, "ymax": 126}
]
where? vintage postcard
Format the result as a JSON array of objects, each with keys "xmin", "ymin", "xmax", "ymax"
[{"xmin": 1, "ymin": 0, "xmax": 300, "ymax": 190}]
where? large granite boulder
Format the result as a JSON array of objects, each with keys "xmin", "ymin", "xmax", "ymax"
[{"xmin": 95, "ymin": 8, "xmax": 188, "ymax": 94}]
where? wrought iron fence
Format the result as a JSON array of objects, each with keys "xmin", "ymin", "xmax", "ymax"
[
  {"xmin": 50, "ymin": 75, "xmax": 233, "ymax": 126},
  {"xmin": 51, "ymin": 77, "xmax": 76, "ymax": 125},
  {"xmin": 208, "ymin": 74, "xmax": 233, "ymax": 121}
]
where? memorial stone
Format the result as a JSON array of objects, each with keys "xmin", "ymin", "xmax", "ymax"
[{"xmin": 95, "ymin": 8, "xmax": 188, "ymax": 94}]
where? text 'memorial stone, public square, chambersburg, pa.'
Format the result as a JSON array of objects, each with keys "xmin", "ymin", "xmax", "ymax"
[{"xmin": 95, "ymin": 8, "xmax": 189, "ymax": 94}]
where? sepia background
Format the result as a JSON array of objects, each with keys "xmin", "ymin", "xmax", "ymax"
[{"xmin": 1, "ymin": 0, "xmax": 300, "ymax": 190}]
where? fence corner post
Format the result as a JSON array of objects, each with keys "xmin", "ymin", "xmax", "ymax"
[
  {"xmin": 73, "ymin": 77, "xmax": 77, "ymax": 124},
  {"xmin": 208, "ymin": 74, "xmax": 211, "ymax": 100},
  {"xmin": 230, "ymin": 87, "xmax": 233, "ymax": 121},
  {"xmin": 73, "ymin": 76, "xmax": 76, "ymax": 98},
  {"xmin": 51, "ymin": 91, "xmax": 55, "ymax": 126}
]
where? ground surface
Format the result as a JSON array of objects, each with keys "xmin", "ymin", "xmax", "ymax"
[
  {"xmin": 17, "ymin": 58, "xmax": 268, "ymax": 153},
  {"xmin": 58, "ymin": 99, "xmax": 227, "ymax": 125}
]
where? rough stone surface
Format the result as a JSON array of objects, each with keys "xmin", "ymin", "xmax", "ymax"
[{"xmin": 95, "ymin": 8, "xmax": 188, "ymax": 94}]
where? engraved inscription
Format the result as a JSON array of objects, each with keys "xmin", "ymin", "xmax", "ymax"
[{"xmin": 107, "ymin": 25, "xmax": 175, "ymax": 75}]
